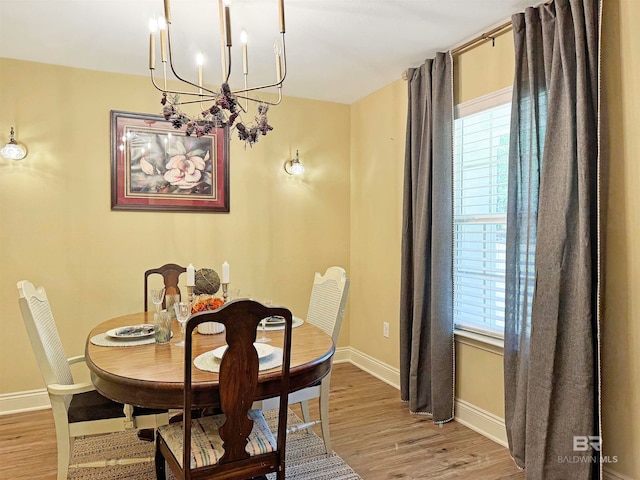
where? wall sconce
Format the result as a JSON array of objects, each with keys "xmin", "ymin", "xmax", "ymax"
[
  {"xmin": 1, "ymin": 127, "xmax": 27, "ymax": 160},
  {"xmin": 283, "ymin": 150, "xmax": 305, "ymax": 175}
]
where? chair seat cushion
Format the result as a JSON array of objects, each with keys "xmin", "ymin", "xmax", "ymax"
[
  {"xmin": 68, "ymin": 390, "xmax": 166, "ymax": 423},
  {"xmin": 158, "ymin": 409, "xmax": 276, "ymax": 469}
]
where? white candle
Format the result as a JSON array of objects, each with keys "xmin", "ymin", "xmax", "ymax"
[
  {"xmin": 222, "ymin": 261, "xmax": 230, "ymax": 283},
  {"xmin": 187, "ymin": 264, "xmax": 195, "ymax": 286}
]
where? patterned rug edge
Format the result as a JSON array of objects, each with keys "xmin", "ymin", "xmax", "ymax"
[{"xmin": 68, "ymin": 409, "xmax": 362, "ymax": 480}]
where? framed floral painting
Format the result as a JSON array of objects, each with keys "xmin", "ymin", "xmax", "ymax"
[{"xmin": 110, "ymin": 110, "xmax": 229, "ymax": 212}]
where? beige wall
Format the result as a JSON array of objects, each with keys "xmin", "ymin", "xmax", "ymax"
[
  {"xmin": 0, "ymin": 58, "xmax": 351, "ymax": 393},
  {"xmin": 349, "ymin": 79, "xmax": 406, "ymax": 367}
]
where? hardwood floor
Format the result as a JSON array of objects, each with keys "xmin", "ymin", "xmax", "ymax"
[
  {"xmin": 297, "ymin": 363, "xmax": 524, "ymax": 480},
  {"xmin": 0, "ymin": 363, "xmax": 524, "ymax": 479}
]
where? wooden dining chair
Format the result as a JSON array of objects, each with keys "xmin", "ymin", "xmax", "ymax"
[
  {"xmin": 260, "ymin": 266, "xmax": 350, "ymax": 454},
  {"xmin": 17, "ymin": 280, "xmax": 169, "ymax": 480},
  {"xmin": 144, "ymin": 263, "xmax": 186, "ymax": 311},
  {"xmin": 155, "ymin": 299, "xmax": 293, "ymax": 480}
]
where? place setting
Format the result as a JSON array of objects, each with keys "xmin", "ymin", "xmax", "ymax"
[
  {"xmin": 90, "ymin": 288, "xmax": 174, "ymax": 347},
  {"xmin": 90, "ymin": 322, "xmax": 160, "ymax": 347},
  {"xmin": 193, "ymin": 302, "xmax": 302, "ymax": 373},
  {"xmin": 194, "ymin": 341, "xmax": 284, "ymax": 374}
]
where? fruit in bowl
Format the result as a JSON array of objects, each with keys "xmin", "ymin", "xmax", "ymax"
[{"xmin": 192, "ymin": 296, "xmax": 225, "ymax": 314}]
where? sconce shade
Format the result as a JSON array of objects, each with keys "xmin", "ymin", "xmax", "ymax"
[
  {"xmin": 284, "ymin": 150, "xmax": 304, "ymax": 175},
  {"xmin": 1, "ymin": 127, "xmax": 27, "ymax": 160}
]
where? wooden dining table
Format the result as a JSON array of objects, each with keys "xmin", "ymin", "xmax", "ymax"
[{"xmin": 85, "ymin": 311, "xmax": 335, "ymax": 410}]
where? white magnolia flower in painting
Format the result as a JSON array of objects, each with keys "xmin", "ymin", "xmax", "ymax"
[
  {"xmin": 140, "ymin": 157, "xmax": 156, "ymax": 175},
  {"xmin": 163, "ymin": 140, "xmax": 210, "ymax": 189}
]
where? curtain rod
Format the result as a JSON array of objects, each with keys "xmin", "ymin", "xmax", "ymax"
[
  {"xmin": 402, "ymin": 1, "xmax": 553, "ymax": 80},
  {"xmin": 401, "ymin": 20, "xmax": 512, "ymax": 80},
  {"xmin": 450, "ymin": 19, "xmax": 512, "ymax": 55}
]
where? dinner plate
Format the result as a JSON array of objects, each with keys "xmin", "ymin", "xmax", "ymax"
[
  {"xmin": 211, "ymin": 342, "xmax": 275, "ymax": 360},
  {"xmin": 261, "ymin": 316, "xmax": 304, "ymax": 330},
  {"xmin": 106, "ymin": 324, "xmax": 155, "ymax": 339},
  {"xmin": 263, "ymin": 316, "xmax": 286, "ymax": 325}
]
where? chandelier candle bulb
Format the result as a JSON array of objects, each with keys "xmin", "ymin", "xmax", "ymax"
[{"xmin": 222, "ymin": 261, "xmax": 230, "ymax": 284}]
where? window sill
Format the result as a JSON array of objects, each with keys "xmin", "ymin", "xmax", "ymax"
[{"xmin": 454, "ymin": 329, "xmax": 504, "ymax": 355}]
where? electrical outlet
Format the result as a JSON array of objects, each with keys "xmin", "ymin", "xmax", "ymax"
[{"xmin": 383, "ymin": 322, "xmax": 390, "ymax": 338}]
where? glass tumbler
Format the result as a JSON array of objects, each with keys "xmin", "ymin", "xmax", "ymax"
[
  {"xmin": 165, "ymin": 294, "xmax": 180, "ymax": 320},
  {"xmin": 154, "ymin": 310, "xmax": 172, "ymax": 344}
]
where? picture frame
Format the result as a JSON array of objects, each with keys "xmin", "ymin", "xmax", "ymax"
[{"xmin": 110, "ymin": 110, "xmax": 230, "ymax": 212}]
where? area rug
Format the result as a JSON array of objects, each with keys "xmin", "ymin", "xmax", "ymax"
[{"xmin": 68, "ymin": 409, "xmax": 362, "ymax": 480}]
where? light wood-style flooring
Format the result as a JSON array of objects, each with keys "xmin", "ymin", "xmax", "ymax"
[{"xmin": 0, "ymin": 363, "xmax": 524, "ymax": 479}]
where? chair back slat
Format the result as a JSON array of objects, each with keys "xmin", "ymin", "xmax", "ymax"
[
  {"xmin": 17, "ymin": 280, "xmax": 74, "ymax": 407},
  {"xmin": 306, "ymin": 267, "xmax": 350, "ymax": 343},
  {"xmin": 144, "ymin": 263, "xmax": 186, "ymax": 311},
  {"xmin": 183, "ymin": 299, "xmax": 293, "ymax": 474}
]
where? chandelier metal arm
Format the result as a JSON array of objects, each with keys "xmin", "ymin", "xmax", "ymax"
[
  {"xmin": 151, "ymin": 71, "xmax": 255, "ymax": 113},
  {"xmin": 224, "ymin": 46, "xmax": 232, "ymax": 83},
  {"xmin": 234, "ymin": 88, "xmax": 283, "ymax": 107},
  {"xmin": 230, "ymin": 34, "xmax": 287, "ymax": 96},
  {"xmin": 150, "ymin": 69, "xmax": 218, "ymax": 100}
]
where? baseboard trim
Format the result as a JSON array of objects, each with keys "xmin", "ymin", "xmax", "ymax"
[
  {"xmin": 454, "ymin": 398, "xmax": 508, "ymax": 447},
  {"xmin": 604, "ymin": 467, "xmax": 635, "ymax": 480},
  {"xmin": 334, "ymin": 346, "xmax": 400, "ymax": 389},
  {"xmin": 0, "ymin": 388, "xmax": 50, "ymax": 415}
]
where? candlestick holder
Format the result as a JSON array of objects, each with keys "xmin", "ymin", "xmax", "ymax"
[
  {"xmin": 186, "ymin": 285, "xmax": 195, "ymax": 307},
  {"xmin": 222, "ymin": 283, "xmax": 229, "ymax": 303}
]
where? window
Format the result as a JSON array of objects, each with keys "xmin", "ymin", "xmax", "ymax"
[{"xmin": 453, "ymin": 89, "xmax": 512, "ymax": 338}]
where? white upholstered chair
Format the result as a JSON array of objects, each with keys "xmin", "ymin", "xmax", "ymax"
[
  {"xmin": 17, "ymin": 280, "xmax": 169, "ymax": 480},
  {"xmin": 261, "ymin": 266, "xmax": 350, "ymax": 453}
]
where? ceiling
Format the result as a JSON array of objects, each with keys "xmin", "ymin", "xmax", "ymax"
[{"xmin": 0, "ymin": 0, "xmax": 535, "ymax": 104}]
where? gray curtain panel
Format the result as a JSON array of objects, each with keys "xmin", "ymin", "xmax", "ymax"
[
  {"xmin": 400, "ymin": 52, "xmax": 454, "ymax": 423},
  {"xmin": 504, "ymin": 0, "xmax": 602, "ymax": 478}
]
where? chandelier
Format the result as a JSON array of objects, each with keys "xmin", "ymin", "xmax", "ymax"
[{"xmin": 149, "ymin": 0, "xmax": 287, "ymax": 147}]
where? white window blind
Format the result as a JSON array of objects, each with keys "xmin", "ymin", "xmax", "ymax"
[{"xmin": 454, "ymin": 92, "xmax": 511, "ymax": 337}]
